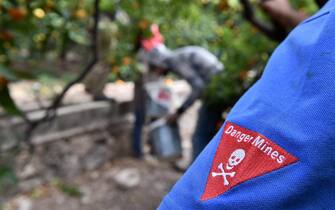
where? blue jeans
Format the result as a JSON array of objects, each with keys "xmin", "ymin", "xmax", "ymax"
[
  {"xmin": 133, "ymin": 110, "xmax": 145, "ymax": 157},
  {"xmin": 192, "ymin": 104, "xmax": 222, "ymax": 160}
]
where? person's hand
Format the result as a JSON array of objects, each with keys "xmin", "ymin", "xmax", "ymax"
[
  {"xmin": 260, "ymin": 0, "xmax": 294, "ymax": 17},
  {"xmin": 260, "ymin": 0, "xmax": 307, "ymax": 28},
  {"xmin": 166, "ymin": 112, "xmax": 180, "ymax": 124}
]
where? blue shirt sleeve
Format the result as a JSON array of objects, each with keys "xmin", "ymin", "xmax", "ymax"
[{"xmin": 158, "ymin": 1, "xmax": 335, "ymax": 209}]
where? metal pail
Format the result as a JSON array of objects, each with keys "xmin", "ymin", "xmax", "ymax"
[{"xmin": 150, "ymin": 122, "xmax": 182, "ymax": 160}]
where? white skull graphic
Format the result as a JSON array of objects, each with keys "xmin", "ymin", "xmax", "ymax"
[{"xmin": 226, "ymin": 149, "xmax": 245, "ymax": 170}]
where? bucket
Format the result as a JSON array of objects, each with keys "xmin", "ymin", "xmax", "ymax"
[{"xmin": 149, "ymin": 119, "xmax": 182, "ymax": 160}]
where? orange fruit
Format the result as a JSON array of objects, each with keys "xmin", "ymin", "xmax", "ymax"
[
  {"xmin": 138, "ymin": 19, "xmax": 149, "ymax": 30},
  {"xmin": 112, "ymin": 66, "xmax": 120, "ymax": 73},
  {"xmin": 122, "ymin": 57, "xmax": 132, "ymax": 66},
  {"xmin": 0, "ymin": 31, "xmax": 13, "ymax": 42},
  {"xmin": 8, "ymin": 7, "xmax": 27, "ymax": 21},
  {"xmin": 74, "ymin": 9, "xmax": 87, "ymax": 19},
  {"xmin": 218, "ymin": 0, "xmax": 230, "ymax": 11},
  {"xmin": 0, "ymin": 76, "xmax": 9, "ymax": 88}
]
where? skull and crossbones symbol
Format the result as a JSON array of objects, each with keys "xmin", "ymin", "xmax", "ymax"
[{"xmin": 212, "ymin": 149, "xmax": 246, "ymax": 186}]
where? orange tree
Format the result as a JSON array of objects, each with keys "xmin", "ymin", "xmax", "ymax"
[
  {"xmin": 0, "ymin": 0, "xmax": 92, "ymax": 116},
  {"xmin": 0, "ymin": 0, "xmax": 99, "ymax": 193},
  {"xmin": 0, "ymin": 0, "xmax": 319, "ymax": 116}
]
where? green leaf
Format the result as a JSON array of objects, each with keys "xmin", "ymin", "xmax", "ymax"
[
  {"xmin": 100, "ymin": 0, "xmax": 116, "ymax": 12},
  {"xmin": 57, "ymin": 182, "xmax": 83, "ymax": 198},
  {"xmin": 0, "ymin": 165, "xmax": 17, "ymax": 193},
  {"xmin": 11, "ymin": 69, "xmax": 36, "ymax": 80},
  {"xmin": 0, "ymin": 85, "xmax": 22, "ymax": 116},
  {"xmin": 0, "ymin": 65, "xmax": 18, "ymax": 81},
  {"xmin": 69, "ymin": 30, "xmax": 89, "ymax": 45}
]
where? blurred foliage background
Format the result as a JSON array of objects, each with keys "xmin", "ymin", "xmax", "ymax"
[{"xmin": 0, "ymin": 0, "xmax": 319, "ymax": 114}]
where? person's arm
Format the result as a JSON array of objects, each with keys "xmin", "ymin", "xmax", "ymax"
[
  {"xmin": 315, "ymin": 0, "xmax": 328, "ymax": 8},
  {"xmin": 177, "ymin": 74, "xmax": 205, "ymax": 115},
  {"xmin": 260, "ymin": 0, "xmax": 308, "ymax": 29},
  {"xmin": 240, "ymin": 0, "xmax": 287, "ymax": 42}
]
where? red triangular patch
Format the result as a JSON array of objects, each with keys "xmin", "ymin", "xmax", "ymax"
[{"xmin": 201, "ymin": 122, "xmax": 298, "ymax": 201}]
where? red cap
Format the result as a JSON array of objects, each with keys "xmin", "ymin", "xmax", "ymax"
[{"xmin": 141, "ymin": 24, "xmax": 164, "ymax": 52}]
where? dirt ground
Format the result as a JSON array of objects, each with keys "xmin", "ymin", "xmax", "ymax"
[
  {"xmin": 3, "ymin": 158, "xmax": 182, "ymax": 210},
  {"xmin": 2, "ymin": 81, "xmax": 199, "ymax": 210}
]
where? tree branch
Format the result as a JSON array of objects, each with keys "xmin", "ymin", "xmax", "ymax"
[{"xmin": 24, "ymin": 0, "xmax": 100, "ymax": 146}]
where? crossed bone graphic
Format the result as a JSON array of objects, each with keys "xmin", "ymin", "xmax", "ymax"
[
  {"xmin": 211, "ymin": 149, "xmax": 246, "ymax": 186},
  {"xmin": 211, "ymin": 163, "xmax": 236, "ymax": 186}
]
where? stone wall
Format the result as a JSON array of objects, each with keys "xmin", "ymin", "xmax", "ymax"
[{"xmin": 0, "ymin": 100, "xmax": 134, "ymax": 194}]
